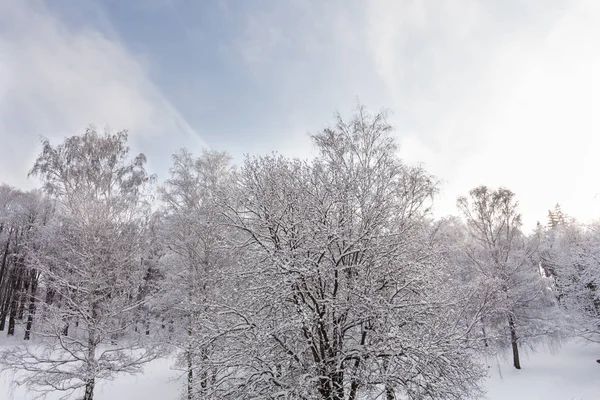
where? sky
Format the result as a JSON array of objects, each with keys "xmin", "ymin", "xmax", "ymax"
[{"xmin": 1, "ymin": 0, "xmax": 599, "ymax": 230}]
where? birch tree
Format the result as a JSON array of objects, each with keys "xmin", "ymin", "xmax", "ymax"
[
  {"xmin": 158, "ymin": 148, "xmax": 235, "ymax": 400},
  {"xmin": 457, "ymin": 186, "xmax": 560, "ymax": 369},
  {"xmin": 0, "ymin": 128, "xmax": 158, "ymax": 400}
]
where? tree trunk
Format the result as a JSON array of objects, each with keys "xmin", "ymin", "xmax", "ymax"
[
  {"xmin": 7, "ymin": 268, "xmax": 23, "ymax": 336},
  {"xmin": 187, "ymin": 350, "xmax": 193, "ymax": 400},
  {"xmin": 44, "ymin": 287, "xmax": 55, "ymax": 305},
  {"xmin": 18, "ymin": 275, "xmax": 29, "ymax": 320},
  {"xmin": 199, "ymin": 347, "xmax": 209, "ymax": 395},
  {"xmin": 508, "ymin": 313, "xmax": 521, "ymax": 369},
  {"xmin": 0, "ymin": 231, "xmax": 11, "ymax": 291},
  {"xmin": 386, "ymin": 385, "xmax": 396, "ymax": 400},
  {"xmin": 480, "ymin": 317, "xmax": 488, "ymax": 347},
  {"xmin": 83, "ymin": 378, "xmax": 95, "ymax": 400},
  {"xmin": 84, "ymin": 302, "xmax": 98, "ymax": 400},
  {"xmin": 187, "ymin": 313, "xmax": 193, "ymax": 400},
  {"xmin": 382, "ymin": 355, "xmax": 395, "ymax": 400},
  {"xmin": 0, "ymin": 284, "xmax": 11, "ymax": 331},
  {"xmin": 7, "ymin": 303, "xmax": 16, "ymax": 335},
  {"xmin": 332, "ymin": 372, "xmax": 345, "ymax": 400},
  {"xmin": 318, "ymin": 369, "xmax": 345, "ymax": 400},
  {"xmin": 7, "ymin": 282, "xmax": 18, "ymax": 336},
  {"xmin": 0, "ymin": 299, "xmax": 7, "ymax": 331},
  {"xmin": 318, "ymin": 374, "xmax": 331, "ymax": 399},
  {"xmin": 24, "ymin": 275, "xmax": 38, "ymax": 340},
  {"xmin": 349, "ymin": 380, "xmax": 359, "ymax": 400}
]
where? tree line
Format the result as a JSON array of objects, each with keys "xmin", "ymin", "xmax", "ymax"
[{"xmin": 0, "ymin": 106, "xmax": 598, "ymax": 400}]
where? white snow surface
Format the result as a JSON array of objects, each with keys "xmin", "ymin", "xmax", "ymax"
[
  {"xmin": 484, "ymin": 340, "xmax": 600, "ymax": 400},
  {"xmin": 1, "ymin": 339, "xmax": 599, "ymax": 399}
]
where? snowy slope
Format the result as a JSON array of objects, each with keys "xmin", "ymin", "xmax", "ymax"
[{"xmin": 1, "ymin": 340, "xmax": 599, "ymax": 400}]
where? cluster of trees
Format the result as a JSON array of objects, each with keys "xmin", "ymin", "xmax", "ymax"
[{"xmin": 0, "ymin": 107, "xmax": 598, "ymax": 400}]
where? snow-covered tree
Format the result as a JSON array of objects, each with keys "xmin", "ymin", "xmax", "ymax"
[
  {"xmin": 0, "ymin": 186, "xmax": 54, "ymax": 339},
  {"xmin": 457, "ymin": 186, "xmax": 560, "ymax": 369},
  {"xmin": 547, "ymin": 203, "xmax": 568, "ymax": 230},
  {"xmin": 431, "ymin": 216, "xmax": 498, "ymax": 350},
  {"xmin": 0, "ymin": 186, "xmax": 34, "ymax": 336},
  {"xmin": 540, "ymin": 217, "xmax": 600, "ymax": 343},
  {"xmin": 218, "ymin": 107, "xmax": 486, "ymax": 399},
  {"xmin": 0, "ymin": 128, "xmax": 159, "ymax": 400},
  {"xmin": 157, "ymin": 148, "xmax": 235, "ymax": 400}
]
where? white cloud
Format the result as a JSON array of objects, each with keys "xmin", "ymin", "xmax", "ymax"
[
  {"xmin": 235, "ymin": 11, "xmax": 289, "ymax": 67},
  {"xmin": 364, "ymin": 0, "xmax": 600, "ymax": 229},
  {"xmin": 0, "ymin": 0, "xmax": 205, "ymax": 188},
  {"xmin": 217, "ymin": 0, "xmax": 600, "ymax": 229},
  {"xmin": 6, "ymin": 0, "xmax": 597, "ymax": 231}
]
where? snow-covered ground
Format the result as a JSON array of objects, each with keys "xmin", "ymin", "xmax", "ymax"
[
  {"xmin": 484, "ymin": 340, "xmax": 600, "ymax": 400},
  {"xmin": 1, "ymin": 339, "xmax": 599, "ymax": 399},
  {"xmin": 0, "ymin": 350, "xmax": 183, "ymax": 400}
]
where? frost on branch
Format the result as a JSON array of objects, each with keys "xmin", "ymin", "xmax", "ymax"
[
  {"xmin": 0, "ymin": 128, "xmax": 160, "ymax": 400},
  {"xmin": 457, "ymin": 186, "xmax": 563, "ymax": 370},
  {"xmin": 214, "ymin": 107, "xmax": 487, "ymax": 399}
]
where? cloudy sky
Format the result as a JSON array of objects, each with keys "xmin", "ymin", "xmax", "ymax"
[{"xmin": 1, "ymin": 0, "xmax": 599, "ymax": 230}]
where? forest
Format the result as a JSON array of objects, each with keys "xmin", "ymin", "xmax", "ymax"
[{"xmin": 0, "ymin": 106, "xmax": 598, "ymax": 400}]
